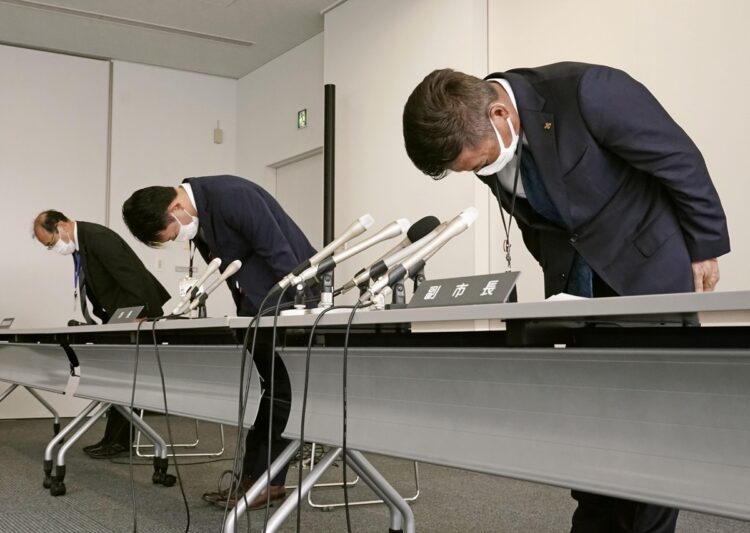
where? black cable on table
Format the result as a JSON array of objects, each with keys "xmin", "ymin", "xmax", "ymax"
[
  {"xmin": 262, "ymin": 286, "xmax": 290, "ymax": 532},
  {"xmin": 222, "ymin": 291, "xmax": 273, "ymax": 532},
  {"xmin": 296, "ymin": 305, "xmax": 354, "ymax": 533},
  {"xmin": 151, "ymin": 318, "xmax": 191, "ymax": 532},
  {"xmin": 129, "ymin": 314, "xmax": 191, "ymax": 533},
  {"xmin": 341, "ymin": 301, "xmax": 365, "ymax": 533},
  {"xmin": 222, "ymin": 293, "xmax": 297, "ymax": 532},
  {"xmin": 128, "ymin": 319, "xmax": 145, "ymax": 533}
]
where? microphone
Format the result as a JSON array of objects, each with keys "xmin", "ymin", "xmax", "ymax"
[
  {"xmin": 290, "ymin": 219, "xmax": 410, "ymax": 286},
  {"xmin": 188, "ymin": 259, "xmax": 242, "ymax": 311},
  {"xmin": 367, "ymin": 221, "xmax": 447, "ymax": 280},
  {"xmin": 171, "ymin": 257, "xmax": 222, "ymax": 315},
  {"xmin": 273, "ymin": 214, "xmax": 375, "ymax": 292},
  {"xmin": 338, "ymin": 216, "xmax": 441, "ymax": 295},
  {"xmin": 362, "ymin": 207, "xmax": 478, "ymax": 301}
]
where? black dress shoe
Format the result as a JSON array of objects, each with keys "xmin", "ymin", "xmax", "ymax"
[
  {"xmin": 87, "ymin": 442, "xmax": 129, "ymax": 459},
  {"xmin": 203, "ymin": 472, "xmax": 258, "ymax": 505},
  {"xmin": 83, "ymin": 438, "xmax": 108, "ymax": 453}
]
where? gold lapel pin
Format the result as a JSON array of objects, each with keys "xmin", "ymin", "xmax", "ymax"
[{"xmin": 543, "ymin": 122, "xmax": 552, "ymax": 130}]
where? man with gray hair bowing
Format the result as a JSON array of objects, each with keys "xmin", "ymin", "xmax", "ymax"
[{"xmin": 402, "ymin": 63, "xmax": 730, "ymax": 533}]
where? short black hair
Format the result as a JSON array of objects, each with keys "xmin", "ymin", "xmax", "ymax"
[
  {"xmin": 34, "ymin": 210, "xmax": 69, "ymax": 234},
  {"xmin": 122, "ymin": 186, "xmax": 177, "ymax": 247},
  {"xmin": 403, "ymin": 69, "xmax": 497, "ymax": 179}
]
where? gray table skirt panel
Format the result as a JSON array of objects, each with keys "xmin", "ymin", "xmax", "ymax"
[
  {"xmin": 0, "ymin": 343, "xmax": 71, "ymax": 394},
  {"xmin": 70, "ymin": 344, "xmax": 261, "ymax": 427},
  {"xmin": 279, "ymin": 345, "xmax": 750, "ymax": 521}
]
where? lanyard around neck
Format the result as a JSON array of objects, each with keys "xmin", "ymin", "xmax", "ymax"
[
  {"xmin": 189, "ymin": 241, "xmax": 196, "ymax": 278},
  {"xmin": 73, "ymin": 253, "xmax": 81, "ymax": 309},
  {"xmin": 489, "ymin": 130, "xmax": 525, "ymax": 271}
]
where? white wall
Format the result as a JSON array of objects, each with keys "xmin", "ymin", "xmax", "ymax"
[
  {"xmin": 0, "ymin": 45, "xmax": 109, "ymax": 327},
  {"xmin": 0, "ymin": 44, "xmax": 109, "ymax": 418},
  {"xmin": 237, "ymin": 33, "xmax": 324, "ymax": 194},
  {"xmin": 108, "ymin": 61, "xmax": 238, "ymax": 317},
  {"xmin": 10, "ymin": 0, "xmax": 746, "ymax": 420},
  {"xmin": 489, "ymin": 0, "xmax": 750, "ymax": 299},
  {"xmin": 2, "ymin": 56, "xmax": 238, "ymax": 419},
  {"xmin": 323, "ymin": 0, "xmax": 490, "ymax": 301}
]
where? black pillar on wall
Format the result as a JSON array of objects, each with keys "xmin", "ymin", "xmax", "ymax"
[{"xmin": 323, "ymin": 83, "xmax": 335, "ymax": 246}]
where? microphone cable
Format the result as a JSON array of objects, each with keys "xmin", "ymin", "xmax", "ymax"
[
  {"xmin": 128, "ymin": 319, "xmax": 144, "ymax": 533},
  {"xmin": 262, "ymin": 285, "xmax": 291, "ymax": 532},
  {"xmin": 150, "ymin": 317, "xmax": 191, "ymax": 532},
  {"xmin": 128, "ymin": 314, "xmax": 191, "ymax": 533},
  {"xmin": 296, "ymin": 304, "xmax": 355, "ymax": 533},
  {"xmin": 340, "ymin": 300, "xmax": 367, "ymax": 533},
  {"xmin": 223, "ymin": 290, "xmax": 274, "ymax": 532},
  {"xmin": 221, "ymin": 286, "xmax": 318, "ymax": 532},
  {"xmin": 222, "ymin": 292, "xmax": 298, "ymax": 532}
]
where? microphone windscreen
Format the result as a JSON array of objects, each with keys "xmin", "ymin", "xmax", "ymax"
[{"xmin": 407, "ymin": 216, "xmax": 440, "ymax": 243}]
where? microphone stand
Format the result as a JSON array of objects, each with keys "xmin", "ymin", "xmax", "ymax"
[
  {"xmin": 279, "ymin": 283, "xmax": 311, "ymax": 316},
  {"xmin": 386, "ymin": 281, "xmax": 406, "ymax": 309},
  {"xmin": 385, "ymin": 266, "xmax": 425, "ymax": 309},
  {"xmin": 315, "ymin": 271, "xmax": 334, "ymax": 310},
  {"xmin": 294, "ymin": 283, "xmax": 306, "ymax": 310},
  {"xmin": 412, "ymin": 267, "xmax": 426, "ymax": 291}
]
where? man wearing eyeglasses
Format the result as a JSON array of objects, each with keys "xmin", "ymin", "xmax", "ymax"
[{"xmin": 32, "ymin": 209, "xmax": 170, "ymax": 458}]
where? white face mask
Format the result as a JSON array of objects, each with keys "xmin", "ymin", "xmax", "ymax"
[
  {"xmin": 172, "ymin": 210, "xmax": 199, "ymax": 242},
  {"xmin": 475, "ymin": 117, "xmax": 519, "ymax": 176},
  {"xmin": 51, "ymin": 229, "xmax": 76, "ymax": 255}
]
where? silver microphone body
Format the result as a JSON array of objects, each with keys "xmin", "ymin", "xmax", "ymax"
[
  {"xmin": 378, "ymin": 222, "xmax": 447, "ymax": 271},
  {"xmin": 364, "ymin": 207, "xmax": 478, "ymax": 299},
  {"xmin": 291, "ymin": 219, "xmax": 410, "ymax": 285},
  {"xmin": 188, "ymin": 259, "xmax": 242, "ymax": 311},
  {"xmin": 171, "ymin": 257, "xmax": 222, "ymax": 315},
  {"xmin": 340, "ymin": 222, "xmax": 448, "ymax": 294},
  {"xmin": 308, "ymin": 214, "xmax": 376, "ymax": 266},
  {"xmin": 331, "ymin": 218, "xmax": 410, "ymax": 265},
  {"xmin": 338, "ymin": 216, "xmax": 444, "ymax": 294},
  {"xmin": 276, "ymin": 214, "xmax": 375, "ymax": 291}
]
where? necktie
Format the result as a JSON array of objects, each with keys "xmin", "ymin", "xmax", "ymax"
[
  {"xmin": 518, "ymin": 149, "xmax": 592, "ymax": 297},
  {"xmin": 519, "ymin": 148, "xmax": 564, "ymax": 226},
  {"xmin": 73, "ymin": 252, "xmax": 96, "ymax": 325},
  {"xmin": 565, "ymin": 252, "xmax": 593, "ymax": 298}
]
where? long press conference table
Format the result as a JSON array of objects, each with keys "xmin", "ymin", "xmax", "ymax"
[{"xmin": 1, "ymin": 290, "xmax": 749, "ymax": 530}]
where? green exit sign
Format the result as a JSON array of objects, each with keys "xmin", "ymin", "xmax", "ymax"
[{"xmin": 297, "ymin": 109, "xmax": 307, "ymax": 129}]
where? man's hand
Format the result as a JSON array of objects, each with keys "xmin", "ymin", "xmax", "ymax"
[{"xmin": 692, "ymin": 258, "xmax": 720, "ymax": 292}]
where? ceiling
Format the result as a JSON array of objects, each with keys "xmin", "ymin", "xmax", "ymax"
[{"xmin": 0, "ymin": 0, "xmax": 341, "ymax": 78}]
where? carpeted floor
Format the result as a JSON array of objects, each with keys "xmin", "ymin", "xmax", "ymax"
[{"xmin": 1, "ymin": 416, "xmax": 748, "ymax": 533}]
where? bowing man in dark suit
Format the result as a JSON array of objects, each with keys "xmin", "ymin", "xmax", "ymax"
[
  {"xmin": 122, "ymin": 175, "xmax": 317, "ymax": 510},
  {"xmin": 33, "ymin": 210, "xmax": 170, "ymax": 458},
  {"xmin": 402, "ymin": 64, "xmax": 730, "ymax": 533}
]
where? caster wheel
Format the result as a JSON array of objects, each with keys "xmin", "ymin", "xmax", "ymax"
[
  {"xmin": 53, "ymin": 422, "xmax": 61, "ymax": 435},
  {"xmin": 50, "ymin": 481, "xmax": 66, "ymax": 496},
  {"xmin": 162, "ymin": 474, "xmax": 176, "ymax": 487},
  {"xmin": 152, "ymin": 472, "xmax": 163, "ymax": 484},
  {"xmin": 43, "ymin": 475, "xmax": 52, "ymax": 489}
]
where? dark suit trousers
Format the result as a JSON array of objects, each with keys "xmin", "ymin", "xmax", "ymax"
[
  {"xmin": 570, "ymin": 275, "xmax": 679, "ymax": 533},
  {"xmin": 103, "ymin": 407, "xmax": 132, "ymax": 446},
  {"xmin": 571, "ymin": 491, "xmax": 678, "ymax": 533},
  {"xmin": 242, "ymin": 341, "xmax": 291, "ymax": 486}
]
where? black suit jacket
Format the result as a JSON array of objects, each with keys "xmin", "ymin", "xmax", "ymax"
[
  {"xmin": 184, "ymin": 175, "xmax": 317, "ymax": 316},
  {"xmin": 479, "ymin": 63, "xmax": 730, "ymax": 297},
  {"xmin": 77, "ymin": 221, "xmax": 170, "ymax": 322}
]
